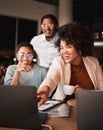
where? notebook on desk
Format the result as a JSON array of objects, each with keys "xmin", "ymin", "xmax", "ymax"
[
  {"xmin": 38, "ymin": 99, "xmax": 72, "ymax": 117},
  {"xmin": 76, "ymin": 89, "xmax": 103, "ymax": 130},
  {"xmin": 0, "ymin": 85, "xmax": 47, "ymax": 130}
]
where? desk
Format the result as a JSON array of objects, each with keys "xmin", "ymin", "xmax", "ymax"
[
  {"xmin": 0, "ymin": 100, "xmax": 77, "ymax": 130},
  {"xmin": 42, "ymin": 99, "xmax": 77, "ymax": 130}
]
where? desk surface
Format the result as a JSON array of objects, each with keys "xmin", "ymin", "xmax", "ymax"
[
  {"xmin": 42, "ymin": 99, "xmax": 77, "ymax": 130},
  {"xmin": 0, "ymin": 99, "xmax": 77, "ymax": 130}
]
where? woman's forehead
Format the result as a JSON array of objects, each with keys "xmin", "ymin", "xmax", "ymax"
[{"xmin": 18, "ymin": 46, "xmax": 32, "ymax": 52}]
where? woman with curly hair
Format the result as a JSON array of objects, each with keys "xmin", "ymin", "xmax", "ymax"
[{"xmin": 37, "ymin": 22, "xmax": 103, "ymax": 106}]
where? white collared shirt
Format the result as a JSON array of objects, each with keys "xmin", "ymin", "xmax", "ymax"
[{"xmin": 30, "ymin": 33, "xmax": 60, "ymax": 68}]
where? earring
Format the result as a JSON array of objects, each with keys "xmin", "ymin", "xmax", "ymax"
[
  {"xmin": 33, "ymin": 58, "xmax": 37, "ymax": 62},
  {"xmin": 79, "ymin": 51, "xmax": 81, "ymax": 56},
  {"xmin": 13, "ymin": 57, "xmax": 18, "ymax": 64}
]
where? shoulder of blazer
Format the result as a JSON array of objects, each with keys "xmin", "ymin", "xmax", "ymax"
[{"xmin": 83, "ymin": 56, "xmax": 99, "ymax": 65}]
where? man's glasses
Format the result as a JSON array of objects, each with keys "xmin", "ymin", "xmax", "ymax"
[
  {"xmin": 41, "ymin": 24, "xmax": 54, "ymax": 28},
  {"xmin": 18, "ymin": 53, "xmax": 33, "ymax": 59}
]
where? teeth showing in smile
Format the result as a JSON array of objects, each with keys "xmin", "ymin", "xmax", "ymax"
[
  {"xmin": 47, "ymin": 31, "xmax": 50, "ymax": 33},
  {"xmin": 63, "ymin": 55, "xmax": 70, "ymax": 60},
  {"xmin": 46, "ymin": 31, "xmax": 51, "ymax": 34}
]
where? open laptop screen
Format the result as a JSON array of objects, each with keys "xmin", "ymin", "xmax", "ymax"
[{"xmin": 0, "ymin": 85, "xmax": 47, "ymax": 130}]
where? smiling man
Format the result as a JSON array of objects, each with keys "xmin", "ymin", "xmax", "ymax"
[{"xmin": 30, "ymin": 14, "xmax": 60, "ymax": 69}]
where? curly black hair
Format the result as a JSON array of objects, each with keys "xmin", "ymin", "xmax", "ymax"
[{"xmin": 55, "ymin": 21, "xmax": 94, "ymax": 56}]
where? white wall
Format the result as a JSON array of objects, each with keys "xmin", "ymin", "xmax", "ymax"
[{"xmin": 0, "ymin": 0, "xmax": 58, "ymax": 33}]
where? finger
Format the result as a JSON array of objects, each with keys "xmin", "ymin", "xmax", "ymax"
[
  {"xmin": 74, "ymin": 85, "xmax": 81, "ymax": 92},
  {"xmin": 37, "ymin": 99, "xmax": 44, "ymax": 106}
]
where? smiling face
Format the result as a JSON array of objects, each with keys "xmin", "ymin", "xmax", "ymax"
[
  {"xmin": 60, "ymin": 40, "xmax": 81, "ymax": 65},
  {"xmin": 16, "ymin": 46, "xmax": 34, "ymax": 65},
  {"xmin": 41, "ymin": 18, "xmax": 57, "ymax": 41}
]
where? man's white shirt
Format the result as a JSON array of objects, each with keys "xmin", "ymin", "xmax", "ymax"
[{"xmin": 30, "ymin": 33, "xmax": 60, "ymax": 68}]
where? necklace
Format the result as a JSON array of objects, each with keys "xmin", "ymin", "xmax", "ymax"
[{"xmin": 71, "ymin": 60, "xmax": 84, "ymax": 84}]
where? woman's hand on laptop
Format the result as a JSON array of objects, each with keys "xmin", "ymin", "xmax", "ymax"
[{"xmin": 37, "ymin": 86, "xmax": 50, "ymax": 106}]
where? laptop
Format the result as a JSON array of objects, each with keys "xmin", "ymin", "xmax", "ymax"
[
  {"xmin": 76, "ymin": 89, "xmax": 103, "ymax": 130},
  {"xmin": 0, "ymin": 85, "xmax": 47, "ymax": 130}
]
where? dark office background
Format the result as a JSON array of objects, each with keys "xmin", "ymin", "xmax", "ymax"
[{"xmin": 0, "ymin": 15, "xmax": 37, "ymax": 50}]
